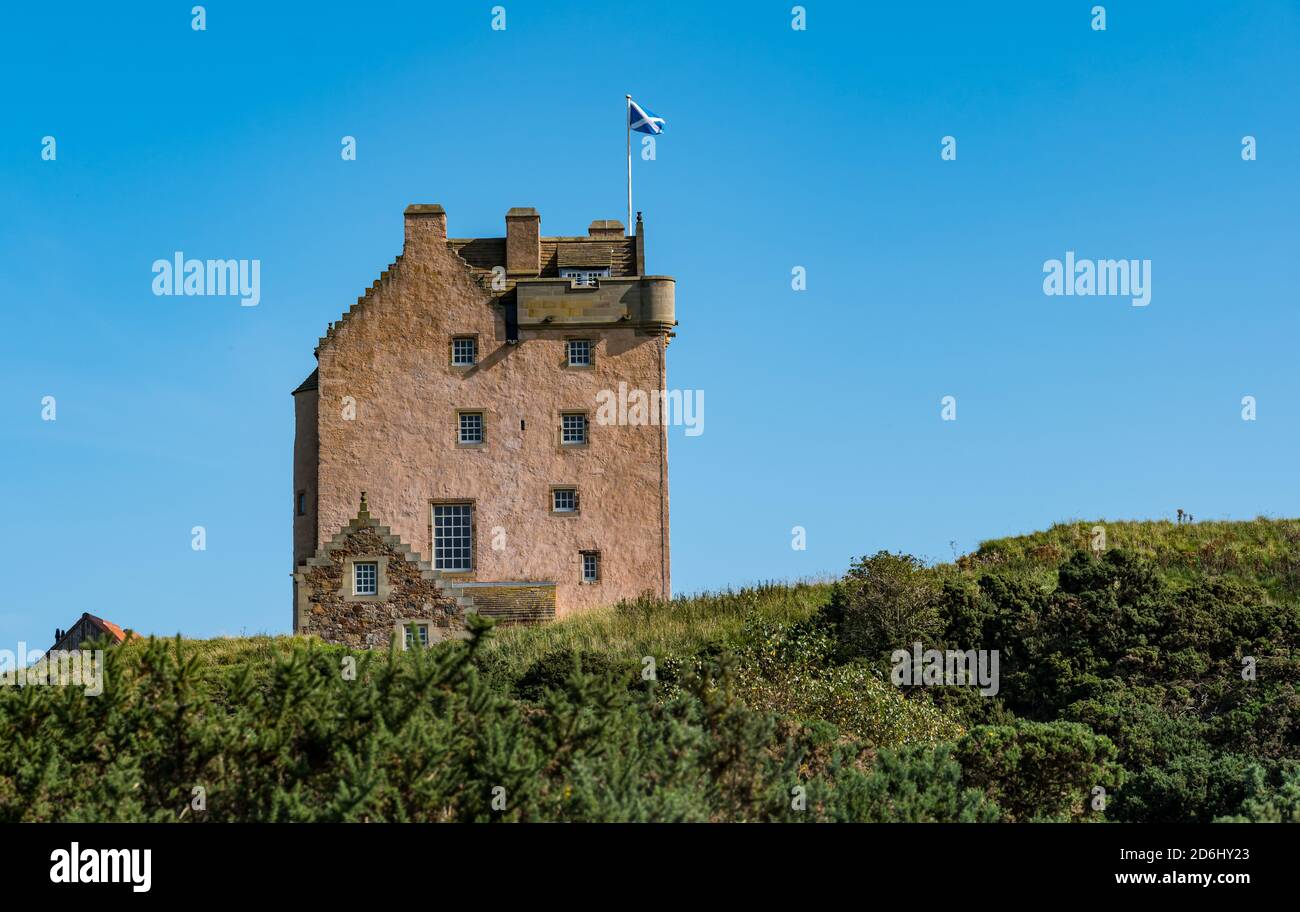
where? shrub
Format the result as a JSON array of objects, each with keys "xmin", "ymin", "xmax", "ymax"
[
  {"xmin": 513, "ymin": 648, "xmax": 634, "ymax": 702},
  {"xmin": 1109, "ymin": 752, "xmax": 1255, "ymax": 823},
  {"xmin": 819, "ymin": 743, "xmax": 1002, "ymax": 823},
  {"xmin": 1216, "ymin": 762, "xmax": 1300, "ymax": 823},
  {"xmin": 823, "ymin": 551, "xmax": 942, "ymax": 660},
  {"xmin": 9, "ymin": 517, "xmax": 1297, "ymax": 824},
  {"xmin": 955, "ymin": 721, "xmax": 1122, "ymax": 822},
  {"xmin": 0, "ymin": 624, "xmax": 938, "ymax": 822}
]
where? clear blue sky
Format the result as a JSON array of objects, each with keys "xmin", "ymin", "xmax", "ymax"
[{"xmin": 2, "ymin": 1, "xmax": 1297, "ymax": 645}]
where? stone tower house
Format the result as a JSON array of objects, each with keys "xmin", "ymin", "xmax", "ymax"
[{"xmin": 292, "ymin": 204, "xmax": 676, "ymax": 641}]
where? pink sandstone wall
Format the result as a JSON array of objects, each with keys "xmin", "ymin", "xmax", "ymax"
[{"xmin": 308, "ymin": 213, "xmax": 669, "ymax": 618}]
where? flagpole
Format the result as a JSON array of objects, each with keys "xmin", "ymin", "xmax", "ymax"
[{"xmin": 625, "ymin": 94, "xmax": 633, "ymax": 237}]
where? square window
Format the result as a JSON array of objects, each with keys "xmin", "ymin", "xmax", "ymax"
[
  {"xmin": 433, "ymin": 503, "xmax": 473, "ymax": 571},
  {"xmin": 567, "ymin": 339, "xmax": 592, "ymax": 367},
  {"xmin": 552, "ymin": 488, "xmax": 577, "ymax": 512},
  {"xmin": 459, "ymin": 412, "xmax": 484, "ymax": 445},
  {"xmin": 581, "ymin": 551, "xmax": 600, "ymax": 583},
  {"xmin": 404, "ymin": 623, "xmax": 430, "ymax": 649},
  {"xmin": 296, "ymin": 491, "xmax": 306, "ymax": 516},
  {"xmin": 561, "ymin": 413, "xmax": 587, "ymax": 446},
  {"xmin": 452, "ymin": 337, "xmax": 477, "ymax": 366},
  {"xmin": 354, "ymin": 562, "xmax": 378, "ymax": 596}
]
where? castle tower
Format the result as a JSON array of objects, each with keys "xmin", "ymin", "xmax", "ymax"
[{"xmin": 291, "ymin": 205, "xmax": 675, "ymax": 638}]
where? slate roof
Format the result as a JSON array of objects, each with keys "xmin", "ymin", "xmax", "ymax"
[
  {"xmin": 448, "ymin": 235, "xmax": 636, "ymax": 288},
  {"xmin": 292, "ymin": 367, "xmax": 319, "ymax": 395}
]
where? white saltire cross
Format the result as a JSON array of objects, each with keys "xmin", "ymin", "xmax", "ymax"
[{"xmin": 629, "ymin": 100, "xmax": 665, "ymax": 134}]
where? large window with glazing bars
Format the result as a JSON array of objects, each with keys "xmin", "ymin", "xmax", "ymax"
[{"xmin": 433, "ymin": 503, "xmax": 473, "ymax": 571}]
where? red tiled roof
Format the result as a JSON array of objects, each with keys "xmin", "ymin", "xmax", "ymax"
[{"xmin": 83, "ymin": 613, "xmax": 136, "ymax": 644}]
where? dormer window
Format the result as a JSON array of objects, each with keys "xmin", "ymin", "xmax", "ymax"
[{"xmin": 560, "ymin": 268, "xmax": 609, "ymax": 287}]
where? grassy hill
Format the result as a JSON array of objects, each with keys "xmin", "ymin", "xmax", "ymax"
[
  {"xmin": 170, "ymin": 582, "xmax": 834, "ymax": 676},
  {"xmin": 967, "ymin": 517, "xmax": 1300, "ymax": 599},
  {"xmin": 4, "ymin": 519, "xmax": 1299, "ymax": 822}
]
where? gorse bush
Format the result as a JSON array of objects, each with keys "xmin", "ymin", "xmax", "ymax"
[
  {"xmin": 4, "ymin": 520, "xmax": 1296, "ymax": 822},
  {"xmin": 1215, "ymin": 762, "xmax": 1300, "ymax": 823},
  {"xmin": 815, "ymin": 742, "xmax": 1002, "ymax": 823},
  {"xmin": 954, "ymin": 721, "xmax": 1122, "ymax": 822},
  {"xmin": 0, "ymin": 615, "xmax": 957, "ymax": 823},
  {"xmin": 823, "ymin": 528, "xmax": 1300, "ymax": 824}
]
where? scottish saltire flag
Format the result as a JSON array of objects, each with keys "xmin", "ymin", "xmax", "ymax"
[{"xmin": 628, "ymin": 99, "xmax": 665, "ymax": 134}]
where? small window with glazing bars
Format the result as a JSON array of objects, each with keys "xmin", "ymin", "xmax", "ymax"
[
  {"xmin": 581, "ymin": 551, "xmax": 600, "ymax": 583},
  {"xmin": 567, "ymin": 339, "xmax": 591, "ymax": 367},
  {"xmin": 354, "ymin": 561, "xmax": 378, "ymax": 596},
  {"xmin": 451, "ymin": 336, "xmax": 477, "ymax": 366},
  {"xmin": 459, "ymin": 411, "xmax": 484, "ymax": 445},
  {"xmin": 561, "ymin": 413, "xmax": 587, "ymax": 446},
  {"xmin": 552, "ymin": 488, "xmax": 578, "ymax": 513}
]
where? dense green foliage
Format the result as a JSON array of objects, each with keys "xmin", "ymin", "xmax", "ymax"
[
  {"xmin": 0, "ymin": 615, "xmax": 968, "ymax": 822},
  {"xmin": 823, "ymin": 520, "xmax": 1300, "ymax": 823},
  {"xmin": 2, "ymin": 519, "xmax": 1297, "ymax": 821}
]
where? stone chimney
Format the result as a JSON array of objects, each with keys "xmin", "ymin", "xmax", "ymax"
[
  {"xmin": 588, "ymin": 219, "xmax": 625, "ymax": 239},
  {"xmin": 404, "ymin": 204, "xmax": 447, "ymax": 251},
  {"xmin": 505, "ymin": 207, "xmax": 540, "ymax": 276}
]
